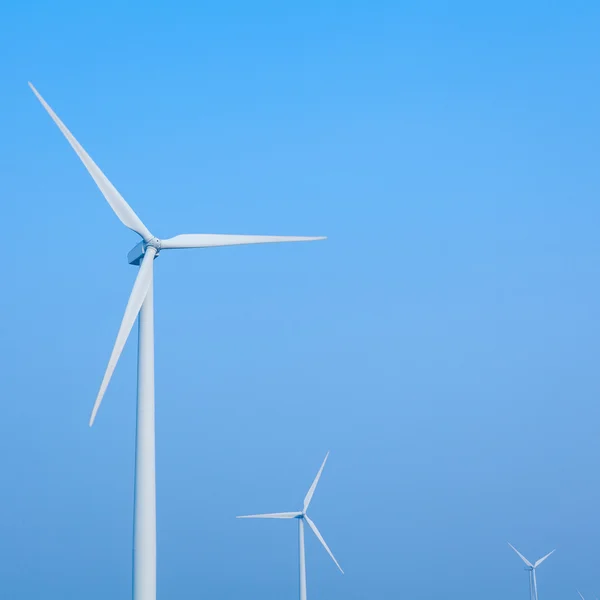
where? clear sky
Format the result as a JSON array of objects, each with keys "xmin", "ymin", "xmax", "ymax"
[{"xmin": 1, "ymin": 1, "xmax": 599, "ymax": 599}]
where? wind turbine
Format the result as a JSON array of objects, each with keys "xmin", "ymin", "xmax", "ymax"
[
  {"xmin": 29, "ymin": 82, "xmax": 325, "ymax": 600},
  {"xmin": 237, "ymin": 452, "xmax": 343, "ymax": 600},
  {"xmin": 508, "ymin": 543, "xmax": 555, "ymax": 600}
]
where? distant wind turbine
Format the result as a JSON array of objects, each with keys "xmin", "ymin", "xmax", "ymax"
[
  {"xmin": 508, "ymin": 543, "xmax": 555, "ymax": 600},
  {"xmin": 237, "ymin": 452, "xmax": 343, "ymax": 600},
  {"xmin": 29, "ymin": 82, "xmax": 325, "ymax": 600}
]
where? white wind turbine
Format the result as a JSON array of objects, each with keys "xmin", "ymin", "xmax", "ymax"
[
  {"xmin": 29, "ymin": 82, "xmax": 325, "ymax": 600},
  {"xmin": 508, "ymin": 543, "xmax": 555, "ymax": 600},
  {"xmin": 237, "ymin": 452, "xmax": 343, "ymax": 600}
]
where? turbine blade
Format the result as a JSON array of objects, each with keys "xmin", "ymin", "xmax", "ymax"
[
  {"xmin": 89, "ymin": 249, "xmax": 155, "ymax": 426},
  {"xmin": 534, "ymin": 549, "xmax": 555, "ymax": 568},
  {"xmin": 236, "ymin": 512, "xmax": 301, "ymax": 519},
  {"xmin": 303, "ymin": 452, "xmax": 329, "ymax": 513},
  {"xmin": 28, "ymin": 82, "xmax": 153, "ymax": 241},
  {"xmin": 304, "ymin": 515, "xmax": 343, "ymax": 574},
  {"xmin": 532, "ymin": 569, "xmax": 538, "ymax": 600},
  {"xmin": 508, "ymin": 543, "xmax": 533, "ymax": 568},
  {"xmin": 577, "ymin": 590, "xmax": 585, "ymax": 600},
  {"xmin": 160, "ymin": 234, "xmax": 326, "ymax": 249}
]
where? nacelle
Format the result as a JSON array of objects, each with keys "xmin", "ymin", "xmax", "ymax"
[{"xmin": 127, "ymin": 241, "xmax": 146, "ymax": 266}]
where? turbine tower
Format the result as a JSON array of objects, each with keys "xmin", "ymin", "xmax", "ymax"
[
  {"xmin": 508, "ymin": 543, "xmax": 555, "ymax": 600},
  {"xmin": 29, "ymin": 82, "xmax": 325, "ymax": 600},
  {"xmin": 237, "ymin": 452, "xmax": 343, "ymax": 600}
]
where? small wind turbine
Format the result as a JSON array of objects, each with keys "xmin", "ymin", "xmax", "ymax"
[
  {"xmin": 237, "ymin": 452, "xmax": 343, "ymax": 600},
  {"xmin": 29, "ymin": 82, "xmax": 325, "ymax": 600},
  {"xmin": 508, "ymin": 543, "xmax": 555, "ymax": 600}
]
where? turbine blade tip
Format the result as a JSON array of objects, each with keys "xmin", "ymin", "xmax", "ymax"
[{"xmin": 89, "ymin": 407, "xmax": 99, "ymax": 427}]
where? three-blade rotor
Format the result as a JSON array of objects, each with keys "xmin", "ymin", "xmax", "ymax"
[
  {"xmin": 508, "ymin": 543, "xmax": 554, "ymax": 600},
  {"xmin": 508, "ymin": 543, "xmax": 555, "ymax": 570},
  {"xmin": 237, "ymin": 452, "xmax": 343, "ymax": 573},
  {"xmin": 29, "ymin": 83, "xmax": 326, "ymax": 425}
]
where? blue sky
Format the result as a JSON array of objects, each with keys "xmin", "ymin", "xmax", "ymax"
[{"xmin": 1, "ymin": 1, "xmax": 600, "ymax": 598}]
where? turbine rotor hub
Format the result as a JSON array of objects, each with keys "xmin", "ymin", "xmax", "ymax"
[{"xmin": 146, "ymin": 237, "xmax": 162, "ymax": 251}]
